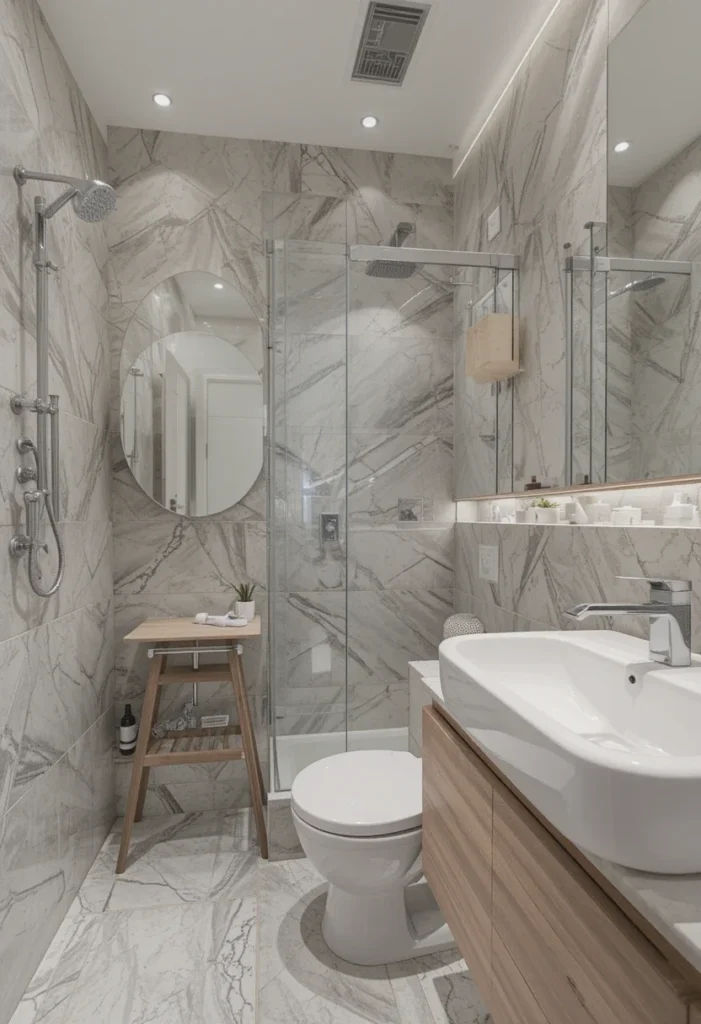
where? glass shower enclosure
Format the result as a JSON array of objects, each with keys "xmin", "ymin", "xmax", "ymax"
[{"xmin": 266, "ymin": 195, "xmax": 518, "ymax": 792}]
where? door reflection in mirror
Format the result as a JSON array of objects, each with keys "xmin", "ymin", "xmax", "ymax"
[{"xmin": 119, "ymin": 272, "xmax": 263, "ymax": 517}]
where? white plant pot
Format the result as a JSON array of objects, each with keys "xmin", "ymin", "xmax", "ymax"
[
  {"xmin": 534, "ymin": 507, "xmax": 559, "ymax": 525},
  {"xmin": 235, "ymin": 600, "xmax": 255, "ymax": 622}
]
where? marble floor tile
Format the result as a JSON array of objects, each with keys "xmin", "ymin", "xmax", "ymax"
[
  {"xmin": 258, "ymin": 859, "xmax": 401, "ymax": 1024},
  {"xmin": 75, "ymin": 811, "xmax": 256, "ymax": 913},
  {"xmin": 58, "ymin": 898, "xmax": 257, "ymax": 1024},
  {"xmin": 13, "ymin": 812, "xmax": 485, "ymax": 1024},
  {"xmin": 386, "ymin": 951, "xmax": 493, "ymax": 1024},
  {"xmin": 8, "ymin": 904, "xmax": 100, "ymax": 1024}
]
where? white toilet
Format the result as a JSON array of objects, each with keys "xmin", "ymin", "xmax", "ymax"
[{"xmin": 291, "ymin": 749, "xmax": 454, "ymax": 966}]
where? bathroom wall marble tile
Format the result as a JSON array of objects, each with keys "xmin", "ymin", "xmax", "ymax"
[
  {"xmin": 349, "ymin": 527, "xmax": 454, "ymax": 592},
  {"xmin": 349, "ymin": 433, "xmax": 454, "ymax": 526},
  {"xmin": 277, "ymin": 591, "xmax": 348, "ymax": 694},
  {"xmin": 266, "ymin": 192, "xmax": 348, "ymax": 245},
  {"xmin": 348, "ymin": 334, "xmax": 453, "ymax": 435},
  {"xmin": 346, "ymin": 194, "xmax": 453, "ymax": 249},
  {"xmin": 113, "ymin": 520, "xmax": 266, "ymax": 595},
  {"xmin": 286, "ymin": 144, "xmax": 453, "ymax": 207},
  {"xmin": 108, "ymin": 125, "xmax": 453, "ymax": 807},
  {"xmin": 347, "ymin": 589, "xmax": 452, "ymax": 731},
  {"xmin": 349, "ymin": 265, "xmax": 454, "ymax": 340},
  {"xmin": 56, "ymin": 711, "xmax": 115, "ymax": 907},
  {"xmin": 609, "ymin": 0, "xmax": 651, "ymax": 41},
  {"xmin": 0, "ymin": 2, "xmax": 113, "ymax": 1017},
  {"xmin": 0, "ymin": 770, "xmax": 65, "ymax": 1022},
  {"xmin": 455, "ymin": 522, "xmax": 701, "ymax": 649},
  {"xmin": 57, "ymin": 415, "xmax": 110, "ymax": 523},
  {"xmin": 4, "ymin": 600, "xmax": 113, "ymax": 814},
  {"xmin": 280, "ymin": 333, "xmax": 346, "ymax": 430},
  {"xmin": 0, "ymin": 521, "xmax": 112, "ymax": 645},
  {"xmin": 453, "ymin": 0, "xmax": 608, "ymax": 496}
]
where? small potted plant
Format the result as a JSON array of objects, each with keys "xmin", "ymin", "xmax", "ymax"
[
  {"xmin": 531, "ymin": 497, "xmax": 560, "ymax": 525},
  {"xmin": 233, "ymin": 582, "xmax": 256, "ymax": 622}
]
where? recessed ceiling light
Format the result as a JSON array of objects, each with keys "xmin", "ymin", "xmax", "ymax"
[
  {"xmin": 361, "ymin": 114, "xmax": 379, "ymax": 129},
  {"xmin": 214, "ymin": 282, "xmax": 224, "ymax": 290},
  {"xmin": 614, "ymin": 140, "xmax": 630, "ymax": 153},
  {"xmin": 153, "ymin": 92, "xmax": 171, "ymax": 107}
]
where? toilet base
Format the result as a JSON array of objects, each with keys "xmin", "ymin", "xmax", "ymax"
[{"xmin": 321, "ymin": 878, "xmax": 455, "ymax": 966}]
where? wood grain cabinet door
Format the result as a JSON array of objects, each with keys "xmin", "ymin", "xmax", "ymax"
[
  {"xmin": 493, "ymin": 787, "xmax": 688, "ymax": 1024},
  {"xmin": 491, "ymin": 931, "xmax": 549, "ymax": 1024},
  {"xmin": 422, "ymin": 707, "xmax": 493, "ymax": 1001}
]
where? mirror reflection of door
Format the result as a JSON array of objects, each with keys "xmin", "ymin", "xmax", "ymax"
[
  {"xmin": 164, "ymin": 348, "xmax": 191, "ymax": 515},
  {"xmin": 119, "ymin": 271, "xmax": 264, "ymax": 517},
  {"xmin": 196, "ymin": 371, "xmax": 264, "ymax": 516}
]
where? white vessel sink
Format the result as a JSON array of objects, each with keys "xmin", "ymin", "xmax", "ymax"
[{"xmin": 439, "ymin": 630, "xmax": 701, "ymax": 874}]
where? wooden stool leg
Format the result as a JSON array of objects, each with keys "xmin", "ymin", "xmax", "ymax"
[
  {"xmin": 229, "ymin": 648, "xmax": 268, "ymax": 859},
  {"xmin": 116, "ymin": 654, "xmax": 164, "ymax": 873},
  {"xmin": 134, "ymin": 684, "xmax": 162, "ymax": 822}
]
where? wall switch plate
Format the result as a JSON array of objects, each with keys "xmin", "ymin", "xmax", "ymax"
[
  {"xmin": 487, "ymin": 206, "xmax": 501, "ymax": 241},
  {"xmin": 479, "ymin": 544, "xmax": 499, "ymax": 583}
]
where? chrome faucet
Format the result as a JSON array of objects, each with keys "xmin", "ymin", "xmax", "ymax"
[{"xmin": 564, "ymin": 577, "xmax": 692, "ymax": 667}]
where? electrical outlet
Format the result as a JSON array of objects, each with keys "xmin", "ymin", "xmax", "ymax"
[
  {"xmin": 487, "ymin": 205, "xmax": 501, "ymax": 241},
  {"xmin": 479, "ymin": 544, "xmax": 499, "ymax": 583}
]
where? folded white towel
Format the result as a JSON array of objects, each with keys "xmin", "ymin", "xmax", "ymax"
[{"xmin": 194, "ymin": 612, "xmax": 247, "ymax": 627}]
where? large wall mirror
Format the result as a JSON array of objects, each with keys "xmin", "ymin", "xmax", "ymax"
[
  {"xmin": 570, "ymin": 0, "xmax": 701, "ymax": 487},
  {"xmin": 120, "ymin": 271, "xmax": 264, "ymax": 516}
]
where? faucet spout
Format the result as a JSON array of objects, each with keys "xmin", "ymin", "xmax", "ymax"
[
  {"xmin": 565, "ymin": 602, "xmax": 673, "ymax": 620},
  {"xmin": 563, "ymin": 577, "xmax": 692, "ymax": 668}
]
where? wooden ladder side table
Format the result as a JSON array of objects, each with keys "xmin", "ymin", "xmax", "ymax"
[{"xmin": 116, "ymin": 616, "xmax": 268, "ymax": 873}]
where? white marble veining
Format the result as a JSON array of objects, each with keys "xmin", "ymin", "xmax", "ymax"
[
  {"xmin": 454, "ymin": 0, "xmax": 608, "ymax": 496},
  {"xmin": 108, "ymin": 126, "xmax": 454, "ymax": 793},
  {"xmin": 0, "ymin": 0, "xmax": 114, "ymax": 1018},
  {"xmin": 11, "ymin": 811, "xmax": 489, "ymax": 1024}
]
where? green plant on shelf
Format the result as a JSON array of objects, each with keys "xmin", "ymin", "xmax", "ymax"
[
  {"xmin": 234, "ymin": 582, "xmax": 256, "ymax": 602},
  {"xmin": 531, "ymin": 498, "xmax": 558, "ymax": 509}
]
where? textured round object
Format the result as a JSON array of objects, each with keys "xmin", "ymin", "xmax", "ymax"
[
  {"xmin": 443, "ymin": 613, "xmax": 485, "ymax": 639},
  {"xmin": 291, "ymin": 750, "xmax": 422, "ymax": 838}
]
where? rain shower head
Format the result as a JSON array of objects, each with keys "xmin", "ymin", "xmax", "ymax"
[
  {"xmin": 14, "ymin": 166, "xmax": 116, "ymax": 222},
  {"xmin": 608, "ymin": 274, "xmax": 666, "ymax": 299},
  {"xmin": 365, "ymin": 221, "xmax": 419, "ymax": 278}
]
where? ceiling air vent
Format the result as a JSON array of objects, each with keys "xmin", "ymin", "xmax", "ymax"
[{"xmin": 352, "ymin": 2, "xmax": 431, "ymax": 86}]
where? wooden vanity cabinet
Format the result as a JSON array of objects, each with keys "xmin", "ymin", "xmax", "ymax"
[
  {"xmin": 422, "ymin": 704, "xmax": 493, "ymax": 1000},
  {"xmin": 422, "ymin": 705, "xmax": 696, "ymax": 1024}
]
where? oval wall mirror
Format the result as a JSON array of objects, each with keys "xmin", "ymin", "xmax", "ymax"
[{"xmin": 120, "ymin": 271, "xmax": 264, "ymax": 517}]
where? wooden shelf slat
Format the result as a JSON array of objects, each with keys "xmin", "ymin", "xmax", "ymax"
[
  {"xmin": 157, "ymin": 667, "xmax": 233, "ymax": 686},
  {"xmin": 144, "ymin": 726, "xmax": 244, "ymax": 766}
]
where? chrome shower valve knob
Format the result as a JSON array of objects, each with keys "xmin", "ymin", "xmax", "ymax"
[{"xmin": 16, "ymin": 465, "xmax": 37, "ymax": 483}]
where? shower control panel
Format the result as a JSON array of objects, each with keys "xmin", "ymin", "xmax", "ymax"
[{"xmin": 320, "ymin": 513, "xmax": 340, "ymax": 544}]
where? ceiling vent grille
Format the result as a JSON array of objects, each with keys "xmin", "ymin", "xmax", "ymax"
[{"xmin": 352, "ymin": 2, "xmax": 431, "ymax": 86}]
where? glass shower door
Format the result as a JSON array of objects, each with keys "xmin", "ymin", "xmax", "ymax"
[{"xmin": 268, "ymin": 236, "xmax": 349, "ymax": 791}]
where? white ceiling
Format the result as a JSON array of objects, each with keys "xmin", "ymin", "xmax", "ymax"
[
  {"xmin": 38, "ymin": 0, "xmax": 556, "ymax": 161},
  {"xmin": 608, "ymin": 0, "xmax": 701, "ymax": 188}
]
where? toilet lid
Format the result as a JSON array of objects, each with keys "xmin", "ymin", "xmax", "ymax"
[{"xmin": 291, "ymin": 750, "xmax": 422, "ymax": 838}]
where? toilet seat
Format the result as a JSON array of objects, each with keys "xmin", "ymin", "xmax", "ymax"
[{"xmin": 291, "ymin": 750, "xmax": 422, "ymax": 838}]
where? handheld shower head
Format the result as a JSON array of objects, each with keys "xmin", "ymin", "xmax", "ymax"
[{"xmin": 14, "ymin": 166, "xmax": 116, "ymax": 222}]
